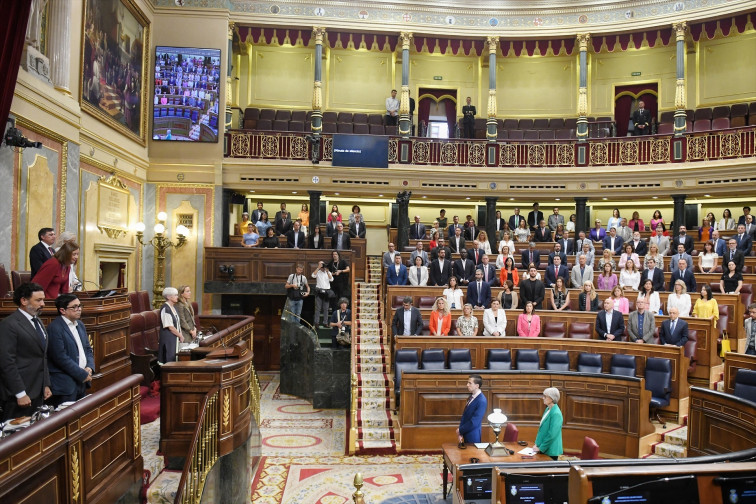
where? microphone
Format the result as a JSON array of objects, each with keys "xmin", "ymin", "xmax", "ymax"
[{"xmin": 79, "ymin": 280, "xmax": 101, "ymax": 291}]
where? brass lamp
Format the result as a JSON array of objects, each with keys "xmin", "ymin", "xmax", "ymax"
[
  {"xmin": 136, "ymin": 211, "xmax": 188, "ymax": 309},
  {"xmin": 484, "ymin": 408, "xmax": 509, "ymax": 456}
]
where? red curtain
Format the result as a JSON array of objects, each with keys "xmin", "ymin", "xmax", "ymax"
[
  {"xmin": 614, "ymin": 84, "xmax": 658, "ymax": 136},
  {"xmin": 0, "ymin": 0, "xmax": 32, "ymax": 128},
  {"xmin": 444, "ymin": 99, "xmax": 457, "ymax": 136},
  {"xmin": 417, "ymin": 98, "xmax": 432, "ymax": 132}
]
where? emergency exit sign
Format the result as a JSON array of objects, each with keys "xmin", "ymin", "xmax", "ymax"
[
  {"xmin": 433, "ymin": 76, "xmax": 443, "ymax": 80},
  {"xmin": 631, "ymin": 71, "xmax": 642, "ymax": 76}
]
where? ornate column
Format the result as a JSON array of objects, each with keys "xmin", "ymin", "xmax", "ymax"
[
  {"xmin": 308, "ymin": 190, "xmax": 322, "ymax": 237},
  {"xmin": 486, "ymin": 36, "xmax": 499, "ymax": 143},
  {"xmin": 485, "ymin": 196, "xmax": 498, "ymax": 242},
  {"xmin": 309, "ymin": 27, "xmax": 326, "ymax": 163},
  {"xmin": 574, "ymin": 197, "xmax": 588, "ymax": 234},
  {"xmin": 49, "ymin": 0, "xmax": 71, "ymax": 92},
  {"xmin": 673, "ymin": 22, "xmax": 688, "ymax": 136},
  {"xmin": 672, "ymin": 194, "xmax": 687, "ymax": 232},
  {"xmin": 396, "ymin": 191, "xmax": 412, "ymax": 250},
  {"xmin": 399, "ymin": 32, "xmax": 413, "ymax": 139},
  {"xmin": 576, "ymin": 34, "xmax": 590, "ymax": 142},
  {"xmin": 225, "ymin": 22, "xmax": 234, "ymax": 128}
]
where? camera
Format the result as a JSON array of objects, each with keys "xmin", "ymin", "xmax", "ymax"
[
  {"xmin": 3, "ymin": 119, "xmax": 43, "ymax": 149},
  {"xmin": 219, "ymin": 264, "xmax": 235, "ymax": 282}
]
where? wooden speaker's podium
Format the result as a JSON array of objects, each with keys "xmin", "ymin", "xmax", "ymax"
[
  {"xmin": 0, "ymin": 288, "xmax": 131, "ymax": 393},
  {"xmin": 159, "ymin": 341, "xmax": 254, "ymax": 468}
]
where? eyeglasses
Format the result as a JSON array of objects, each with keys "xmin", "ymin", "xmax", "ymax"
[{"xmin": 67, "ymin": 304, "xmax": 82, "ymax": 310}]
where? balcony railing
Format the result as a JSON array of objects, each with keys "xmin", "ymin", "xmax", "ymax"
[{"xmin": 224, "ymin": 126, "xmax": 756, "ymax": 168}]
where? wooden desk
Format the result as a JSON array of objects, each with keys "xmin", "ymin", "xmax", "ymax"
[
  {"xmin": 441, "ymin": 442, "xmax": 550, "ymax": 500},
  {"xmin": 687, "ymin": 386, "xmax": 756, "ymax": 457},
  {"xmin": 723, "ymin": 352, "xmax": 756, "ymax": 395}
]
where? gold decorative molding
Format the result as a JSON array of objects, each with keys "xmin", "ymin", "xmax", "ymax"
[
  {"xmin": 222, "ymin": 387, "xmax": 231, "ymax": 432},
  {"xmin": 399, "ymin": 85, "xmax": 410, "ymax": 116},
  {"xmin": 70, "ymin": 444, "xmax": 81, "ymax": 503},
  {"xmin": 487, "ymin": 89, "xmax": 497, "ymax": 119},
  {"xmin": 673, "ymin": 21, "xmax": 687, "ymax": 42},
  {"xmin": 674, "ymin": 77, "xmax": 686, "ymax": 110},
  {"xmin": 578, "ymin": 87, "xmax": 588, "ymax": 117},
  {"xmin": 96, "ymin": 173, "xmax": 130, "ymax": 239},
  {"xmin": 400, "ymin": 32, "xmax": 413, "ymax": 51},
  {"xmin": 312, "ymin": 80, "xmax": 323, "ymax": 110},
  {"xmin": 487, "ymin": 36, "xmax": 499, "ymax": 55},
  {"xmin": 133, "ymin": 403, "xmax": 141, "ymax": 455},
  {"xmin": 59, "ymin": 141, "xmax": 68, "ymax": 232},
  {"xmin": 312, "ymin": 26, "xmax": 326, "ymax": 45},
  {"xmin": 577, "ymin": 33, "xmax": 591, "ymax": 52}
]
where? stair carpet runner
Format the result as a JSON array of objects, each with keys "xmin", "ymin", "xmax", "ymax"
[
  {"xmin": 645, "ymin": 419, "xmax": 688, "ymax": 459},
  {"xmin": 353, "ymin": 256, "xmax": 398, "ymax": 453}
]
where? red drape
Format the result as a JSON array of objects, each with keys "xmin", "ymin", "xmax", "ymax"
[
  {"xmin": 418, "ymin": 97, "xmax": 432, "ymax": 132},
  {"xmin": 0, "ymin": 0, "xmax": 32, "ymax": 128},
  {"xmin": 614, "ymin": 84, "xmax": 658, "ymax": 136},
  {"xmin": 444, "ymin": 99, "xmax": 457, "ymax": 136}
]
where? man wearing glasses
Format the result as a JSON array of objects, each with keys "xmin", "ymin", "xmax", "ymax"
[{"xmin": 46, "ymin": 293, "xmax": 94, "ymax": 406}]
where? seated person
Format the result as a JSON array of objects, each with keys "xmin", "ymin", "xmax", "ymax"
[
  {"xmin": 261, "ymin": 227, "xmax": 279, "ymax": 248},
  {"xmin": 517, "ymin": 301, "xmax": 541, "ymax": 337},
  {"xmin": 429, "ymin": 297, "xmax": 452, "ymax": 336},
  {"xmin": 241, "ymin": 223, "xmax": 259, "ymax": 247},
  {"xmin": 329, "ymin": 298, "xmax": 352, "ymax": 346}
]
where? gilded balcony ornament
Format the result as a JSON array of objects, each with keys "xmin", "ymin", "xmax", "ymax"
[
  {"xmin": 590, "ymin": 142, "xmax": 608, "ymax": 165},
  {"xmin": 231, "ymin": 132, "xmax": 250, "ymax": 157},
  {"xmin": 413, "ymin": 141, "xmax": 430, "ymax": 163},
  {"xmin": 673, "ymin": 22, "xmax": 687, "ymax": 42},
  {"xmin": 556, "ymin": 144, "xmax": 574, "ymax": 165},
  {"xmin": 578, "ymin": 87, "xmax": 588, "ymax": 117},
  {"xmin": 261, "ymin": 134, "xmax": 279, "ymax": 157},
  {"xmin": 576, "ymin": 33, "xmax": 590, "ymax": 52},
  {"xmin": 674, "ymin": 78, "xmax": 686, "ymax": 110},
  {"xmin": 651, "ymin": 138, "xmax": 670, "ymax": 162},
  {"xmin": 222, "ymin": 388, "xmax": 231, "ymax": 431},
  {"xmin": 469, "ymin": 143, "xmax": 486, "ymax": 165},
  {"xmin": 133, "ymin": 403, "xmax": 141, "ymax": 454},
  {"xmin": 487, "ymin": 36, "xmax": 499, "ymax": 54},
  {"xmin": 312, "ymin": 80, "xmax": 323, "ymax": 111},
  {"xmin": 313, "ymin": 27, "xmax": 326, "ymax": 45},
  {"xmin": 400, "ymin": 85, "xmax": 410, "ymax": 115},
  {"xmin": 720, "ymin": 132, "xmax": 740, "ymax": 158},
  {"xmin": 619, "ymin": 141, "xmax": 639, "ymax": 164},
  {"xmin": 291, "ymin": 136, "xmax": 309, "ymax": 159},
  {"xmin": 500, "ymin": 144, "xmax": 517, "ymax": 166},
  {"xmin": 388, "ymin": 139, "xmax": 398, "ymax": 162},
  {"xmin": 400, "ymin": 32, "xmax": 413, "ymax": 50},
  {"xmin": 688, "ymin": 136, "xmax": 707, "ymax": 160},
  {"xmin": 441, "ymin": 142, "xmax": 458, "ymax": 164},
  {"xmin": 323, "ymin": 137, "xmax": 333, "ymax": 160},
  {"xmin": 528, "ymin": 144, "xmax": 546, "ymax": 166},
  {"xmin": 70, "ymin": 444, "xmax": 81, "ymax": 503}
]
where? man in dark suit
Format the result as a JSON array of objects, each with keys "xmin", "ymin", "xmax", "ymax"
[
  {"xmin": 527, "ymin": 203, "xmax": 544, "ymax": 231},
  {"xmin": 737, "ymin": 206, "xmax": 751, "ymax": 226},
  {"xmin": 447, "ymin": 215, "xmax": 463, "ymax": 237},
  {"xmin": 391, "ymin": 297, "xmax": 423, "ymax": 336},
  {"xmin": 386, "ymin": 254, "xmax": 408, "ymax": 286},
  {"xmin": 669, "ymin": 258, "xmax": 697, "ymax": 293},
  {"xmin": 331, "ymin": 222, "xmax": 351, "ymax": 250},
  {"xmin": 476, "ymin": 255, "xmax": 497, "ymax": 287},
  {"xmin": 467, "ymin": 269, "xmax": 491, "ymax": 309},
  {"xmin": 712, "ymin": 230, "xmax": 728, "ymax": 257},
  {"xmin": 0, "ymin": 283, "xmax": 52, "ymax": 421},
  {"xmin": 508, "ymin": 207, "xmax": 523, "ymax": 232},
  {"xmin": 556, "ymin": 231, "xmax": 574, "ymax": 256},
  {"xmin": 453, "ymin": 249, "xmax": 476, "ymax": 286},
  {"xmin": 449, "ymin": 227, "xmax": 466, "ymax": 253},
  {"xmin": 349, "ymin": 214, "xmax": 366, "ymax": 239},
  {"xmin": 410, "ymin": 215, "xmax": 427, "ymax": 240},
  {"xmin": 286, "ymin": 221, "xmax": 306, "ymax": 248},
  {"xmin": 674, "ymin": 225, "xmax": 694, "ymax": 255},
  {"xmin": 724, "ymin": 238, "xmax": 745, "ymax": 272},
  {"xmin": 602, "ymin": 227, "xmax": 624, "ymax": 255},
  {"xmin": 641, "ymin": 258, "xmax": 666, "ymax": 292},
  {"xmin": 534, "ymin": 220, "xmax": 551, "ymax": 242},
  {"xmin": 493, "ymin": 210, "xmax": 506, "ymax": 238},
  {"xmin": 457, "ymin": 374, "xmax": 487, "ymax": 444},
  {"xmin": 325, "ymin": 218, "xmax": 339, "ymax": 237},
  {"xmin": 462, "ymin": 96, "xmax": 476, "ymax": 139},
  {"xmin": 547, "ymin": 243, "xmax": 567, "ymax": 266},
  {"xmin": 519, "ymin": 265, "xmax": 545, "ymax": 309},
  {"xmin": 468, "ymin": 242, "xmax": 485, "ymax": 266},
  {"xmin": 521, "ymin": 242, "xmax": 541, "ymax": 270},
  {"xmin": 463, "ymin": 220, "xmax": 477, "ymax": 242},
  {"xmin": 544, "ymin": 255, "xmax": 569, "ymax": 288},
  {"xmin": 631, "ymin": 100, "xmax": 651, "ymax": 135},
  {"xmin": 595, "ymin": 298, "xmax": 626, "ymax": 341},
  {"xmin": 47, "ymin": 294, "xmax": 94, "ymax": 406},
  {"xmin": 430, "ymin": 238, "xmax": 452, "ymax": 263},
  {"xmin": 659, "ymin": 307, "xmax": 689, "ymax": 347},
  {"xmin": 734, "ymin": 224, "xmax": 753, "ymax": 254},
  {"xmin": 29, "ymin": 227, "xmax": 56, "ymax": 278},
  {"xmin": 275, "ymin": 211, "xmax": 293, "ymax": 235},
  {"xmin": 629, "ymin": 231, "xmax": 648, "ymax": 256},
  {"xmin": 429, "ymin": 248, "xmax": 452, "ymax": 287},
  {"xmin": 274, "ymin": 202, "xmax": 290, "ymax": 227},
  {"xmin": 410, "ymin": 241, "xmax": 429, "ymax": 267},
  {"xmin": 250, "ymin": 201, "xmax": 266, "ymax": 223}
]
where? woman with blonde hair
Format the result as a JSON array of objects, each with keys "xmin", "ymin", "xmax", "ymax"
[
  {"xmin": 429, "ymin": 297, "xmax": 452, "ymax": 336},
  {"xmin": 455, "ymin": 303, "xmax": 479, "ymax": 337},
  {"xmin": 667, "ymin": 279, "xmax": 691, "ymax": 317},
  {"xmin": 619, "ymin": 258, "xmax": 640, "ymax": 290},
  {"xmin": 477, "ymin": 230, "xmax": 492, "ymax": 254},
  {"xmin": 176, "ymin": 285, "xmax": 197, "ymax": 343},
  {"xmin": 610, "ymin": 285, "xmax": 630, "ymax": 314},
  {"xmin": 598, "ymin": 249, "xmax": 616, "ymax": 272},
  {"xmin": 578, "ymin": 281, "xmax": 600, "ymax": 311},
  {"xmin": 644, "ymin": 242, "xmax": 665, "ymax": 271}
]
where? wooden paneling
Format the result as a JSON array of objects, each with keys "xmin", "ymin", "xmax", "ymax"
[
  {"xmin": 723, "ymin": 352, "xmax": 756, "ymax": 395},
  {"xmin": 399, "ymin": 371, "xmax": 654, "ymax": 457},
  {"xmin": 687, "ymin": 386, "xmax": 756, "ymax": 457}
]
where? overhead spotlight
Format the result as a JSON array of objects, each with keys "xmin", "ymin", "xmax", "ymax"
[{"xmin": 3, "ymin": 118, "xmax": 42, "ymax": 149}]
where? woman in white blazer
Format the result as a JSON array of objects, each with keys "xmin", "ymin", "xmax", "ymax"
[
  {"xmin": 483, "ymin": 298, "xmax": 507, "ymax": 336},
  {"xmin": 408, "ymin": 256, "xmax": 429, "ymax": 286}
]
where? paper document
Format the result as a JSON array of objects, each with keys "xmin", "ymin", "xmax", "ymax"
[
  {"xmin": 474, "ymin": 443, "xmax": 488, "ymax": 449},
  {"xmin": 518, "ymin": 447, "xmax": 536, "ymax": 456}
]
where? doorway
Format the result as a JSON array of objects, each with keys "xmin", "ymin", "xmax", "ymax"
[
  {"xmin": 418, "ymin": 88, "xmax": 457, "ymax": 138},
  {"xmin": 614, "ymin": 83, "xmax": 658, "ymax": 136}
]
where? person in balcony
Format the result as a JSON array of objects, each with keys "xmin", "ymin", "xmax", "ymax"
[
  {"xmin": 241, "ymin": 222, "xmax": 259, "ymax": 248},
  {"xmin": 631, "ymin": 100, "xmax": 651, "ymax": 135},
  {"xmin": 261, "ymin": 227, "xmax": 279, "ymax": 248},
  {"xmin": 650, "ymin": 210, "xmax": 665, "ymax": 232},
  {"xmin": 462, "ymin": 96, "xmax": 476, "ymax": 139}
]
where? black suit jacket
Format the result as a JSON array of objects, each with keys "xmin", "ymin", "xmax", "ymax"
[
  {"xmin": 556, "ymin": 238, "xmax": 574, "ymax": 255},
  {"xmin": 468, "ymin": 248, "xmax": 485, "ymax": 266},
  {"xmin": 547, "ymin": 252, "xmax": 567, "ymax": 267},
  {"xmin": 519, "ymin": 278, "xmax": 545, "ymax": 309},
  {"xmin": 286, "ymin": 230, "xmax": 306, "ymax": 248},
  {"xmin": 476, "ymin": 263, "xmax": 497, "ymax": 286},
  {"xmin": 392, "ymin": 307, "xmax": 423, "ymax": 336},
  {"xmin": 274, "ymin": 210, "xmax": 290, "ymax": 224},
  {"xmin": 520, "ymin": 249, "xmax": 541, "ymax": 269},
  {"xmin": 669, "ymin": 268, "xmax": 696, "ymax": 293},
  {"xmin": 251, "ymin": 209, "xmax": 267, "ymax": 223},
  {"xmin": 534, "ymin": 227, "xmax": 551, "ymax": 242},
  {"xmin": 595, "ymin": 310, "xmax": 625, "ymax": 340},
  {"xmin": 0, "ymin": 310, "xmax": 51, "ymax": 402},
  {"xmin": 527, "ymin": 210, "xmax": 544, "ymax": 229},
  {"xmin": 544, "ymin": 264, "xmax": 569, "ymax": 288},
  {"xmin": 453, "ymin": 258, "xmax": 476, "ymax": 284},
  {"xmin": 331, "ymin": 233, "xmax": 351, "ymax": 250},
  {"xmin": 463, "ymin": 226, "xmax": 477, "ymax": 242},
  {"xmin": 467, "ymin": 281, "xmax": 492, "ymax": 308},
  {"xmin": 673, "ymin": 234, "xmax": 694, "ymax": 255},
  {"xmin": 449, "ymin": 236, "xmax": 466, "ymax": 253},
  {"xmin": 508, "ymin": 214, "xmax": 524, "ymax": 231},
  {"xmin": 29, "ymin": 242, "xmax": 54, "ymax": 278},
  {"xmin": 47, "ymin": 316, "xmax": 94, "ymax": 396},
  {"xmin": 275, "ymin": 218, "xmax": 293, "ymax": 236},
  {"xmin": 325, "ymin": 220, "xmax": 339, "ymax": 237},
  {"xmin": 631, "ymin": 240, "xmax": 648, "ymax": 256},
  {"xmin": 309, "ymin": 233, "xmax": 324, "ymax": 249},
  {"xmin": 410, "ymin": 223, "xmax": 427, "ymax": 240},
  {"xmin": 429, "ymin": 259, "xmax": 452, "ymax": 287},
  {"xmin": 640, "ymin": 268, "xmax": 666, "ymax": 292},
  {"xmin": 447, "ymin": 223, "xmax": 463, "ymax": 237},
  {"xmin": 735, "ymin": 233, "xmax": 753, "ymax": 254},
  {"xmin": 723, "ymin": 249, "xmax": 745, "ymax": 272},
  {"xmin": 349, "ymin": 223, "xmax": 366, "ymax": 239},
  {"xmin": 430, "ymin": 246, "xmax": 452, "ymax": 263},
  {"xmin": 632, "ymin": 108, "xmax": 652, "ymax": 128},
  {"xmin": 660, "ymin": 318, "xmax": 689, "ymax": 347}
]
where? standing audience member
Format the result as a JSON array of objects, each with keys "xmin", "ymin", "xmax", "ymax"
[
  {"xmin": 261, "ymin": 227, "xmax": 279, "ymax": 248},
  {"xmin": 595, "ymin": 297, "xmax": 625, "ymax": 341},
  {"xmin": 467, "ymin": 269, "xmax": 491, "ymax": 309},
  {"xmin": 443, "ymin": 277, "xmax": 464, "ymax": 310},
  {"xmin": 298, "ymin": 204, "xmax": 310, "ymax": 234},
  {"xmin": 437, "ymin": 209, "xmax": 448, "ymax": 229},
  {"xmin": 571, "ymin": 254, "xmax": 594, "ymax": 289},
  {"xmin": 628, "ymin": 297, "xmax": 655, "ymax": 343},
  {"xmin": 628, "ymin": 211, "xmax": 645, "ymax": 232},
  {"xmin": 483, "ymin": 298, "xmax": 507, "ymax": 336},
  {"xmin": 667, "ymin": 280, "xmax": 691, "ymax": 317},
  {"xmin": 176, "ymin": 285, "xmax": 197, "ymax": 343},
  {"xmin": 241, "ymin": 222, "xmax": 259, "ymax": 247},
  {"xmin": 477, "ymin": 254, "xmax": 497, "ymax": 286},
  {"xmin": 640, "ymin": 257, "xmax": 665, "ymax": 292},
  {"xmin": 720, "ymin": 260, "xmax": 743, "ymax": 295},
  {"xmin": 637, "ymin": 279, "xmax": 661, "ymax": 314},
  {"xmin": 286, "ymin": 220, "xmax": 305, "ymax": 248},
  {"xmin": 675, "ymin": 225, "xmax": 694, "ymax": 255},
  {"xmin": 609, "ymin": 285, "xmax": 630, "ymax": 314},
  {"xmin": 285, "ymin": 264, "xmax": 309, "ymax": 320},
  {"xmin": 743, "ymin": 303, "xmax": 756, "ymax": 356},
  {"xmin": 327, "ymin": 250, "xmax": 350, "ymax": 300},
  {"xmin": 517, "ymin": 301, "xmax": 541, "ymax": 337},
  {"xmin": 737, "ymin": 206, "xmax": 752, "ymax": 226},
  {"xmin": 520, "ymin": 265, "xmax": 545, "ymax": 309},
  {"xmin": 392, "ymin": 297, "xmax": 423, "ymax": 336},
  {"xmin": 0, "ymin": 283, "xmax": 52, "ymax": 420},
  {"xmin": 631, "ymin": 100, "xmax": 651, "ymax": 135},
  {"xmin": 348, "ymin": 205, "xmax": 363, "ymax": 227},
  {"xmin": 457, "ymin": 374, "xmax": 487, "ymax": 444},
  {"xmin": 499, "ymin": 256, "xmax": 520, "ymax": 287},
  {"xmin": 251, "ymin": 201, "xmax": 266, "ymax": 223},
  {"xmin": 602, "ymin": 226, "xmax": 624, "ymax": 254},
  {"xmin": 385, "ymin": 89, "xmax": 399, "ymax": 125},
  {"xmin": 650, "ymin": 210, "xmax": 665, "ymax": 231},
  {"xmin": 607, "ymin": 208, "xmax": 622, "ymax": 233},
  {"xmin": 551, "ymin": 277, "xmax": 570, "ymax": 311},
  {"xmin": 548, "ymin": 207, "xmax": 564, "ymax": 231},
  {"xmin": 598, "ymin": 249, "xmax": 617, "ymax": 272},
  {"xmin": 410, "ymin": 241, "xmax": 429, "ymax": 266},
  {"xmin": 527, "ymin": 203, "xmax": 544, "ymax": 231},
  {"xmin": 590, "ymin": 219, "xmax": 606, "ymax": 242},
  {"xmin": 312, "ymin": 261, "xmax": 334, "ymax": 327},
  {"xmin": 629, "ymin": 231, "xmax": 647, "ymax": 256},
  {"xmin": 578, "ymin": 281, "xmax": 600, "ymax": 312},
  {"xmin": 734, "ymin": 223, "xmax": 753, "ymax": 254},
  {"xmin": 644, "ymin": 243, "xmax": 665, "ymax": 272},
  {"xmin": 698, "ymin": 240, "xmax": 719, "ymax": 273},
  {"xmin": 650, "ymin": 222, "xmax": 671, "ymax": 255},
  {"xmin": 274, "ymin": 203, "xmax": 292, "ymax": 235},
  {"xmin": 618, "ymin": 243, "xmax": 640, "ymax": 270},
  {"xmin": 717, "ymin": 208, "xmax": 736, "ymax": 231},
  {"xmin": 508, "ymin": 207, "xmax": 524, "ymax": 232},
  {"xmin": 255, "ymin": 212, "xmax": 272, "ymax": 237},
  {"xmin": 46, "ymin": 294, "xmax": 94, "ymax": 406},
  {"xmin": 386, "ymin": 253, "xmax": 408, "ymax": 286},
  {"xmin": 498, "ymin": 280, "xmax": 519, "ymax": 310},
  {"xmin": 462, "ymin": 96, "xmax": 476, "ymax": 138},
  {"xmin": 408, "ymin": 256, "xmax": 429, "ymax": 286},
  {"xmin": 724, "ymin": 238, "xmax": 745, "ymax": 272},
  {"xmin": 659, "ymin": 307, "xmax": 689, "ymax": 347},
  {"xmin": 158, "ymin": 287, "xmax": 183, "ymax": 364},
  {"xmin": 456, "ymin": 304, "xmax": 479, "ymax": 336},
  {"xmin": 309, "ymin": 225, "xmax": 324, "ymax": 249},
  {"xmin": 521, "ymin": 242, "xmax": 541, "ymax": 270},
  {"xmin": 692, "ymin": 285, "xmax": 719, "ymax": 322},
  {"xmin": 410, "ymin": 215, "xmax": 427, "ymax": 240},
  {"xmin": 331, "ymin": 222, "xmax": 351, "ymax": 250},
  {"xmin": 429, "ymin": 248, "xmax": 453, "ymax": 287},
  {"xmin": 382, "ymin": 242, "xmax": 398, "ymax": 268},
  {"xmin": 597, "ymin": 262, "xmax": 618, "ymax": 291},
  {"xmin": 619, "ymin": 260, "xmax": 641, "ymax": 290},
  {"xmin": 54, "ymin": 231, "xmax": 81, "ymax": 291},
  {"xmin": 454, "ymin": 249, "xmax": 476, "ymax": 286},
  {"xmin": 33, "ymin": 241, "xmax": 79, "ymax": 298},
  {"xmin": 429, "ymin": 297, "xmax": 452, "ymax": 336},
  {"xmin": 349, "ymin": 214, "xmax": 366, "ymax": 239},
  {"xmin": 29, "ymin": 227, "xmax": 56, "ymax": 278}
]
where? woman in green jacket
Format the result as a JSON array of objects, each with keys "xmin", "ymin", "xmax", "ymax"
[{"xmin": 534, "ymin": 387, "xmax": 563, "ymax": 459}]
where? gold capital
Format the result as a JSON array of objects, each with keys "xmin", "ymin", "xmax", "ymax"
[
  {"xmin": 228, "ymin": 22, "xmax": 235, "ymax": 40},
  {"xmin": 313, "ymin": 26, "xmax": 326, "ymax": 45},
  {"xmin": 487, "ymin": 36, "xmax": 499, "ymax": 54},
  {"xmin": 576, "ymin": 33, "xmax": 590, "ymax": 52},
  {"xmin": 673, "ymin": 22, "xmax": 687, "ymax": 42},
  {"xmin": 400, "ymin": 32, "xmax": 413, "ymax": 50}
]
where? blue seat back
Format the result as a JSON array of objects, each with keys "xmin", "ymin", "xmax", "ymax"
[
  {"xmin": 577, "ymin": 353, "xmax": 603, "ymax": 373},
  {"xmin": 448, "ymin": 348, "xmax": 472, "ymax": 370},
  {"xmin": 610, "ymin": 354, "xmax": 636, "ymax": 377},
  {"xmin": 487, "ymin": 349, "xmax": 511, "ymax": 370},
  {"xmin": 421, "ymin": 348, "xmax": 446, "ymax": 370},
  {"xmin": 515, "ymin": 349, "xmax": 540, "ymax": 370},
  {"xmin": 733, "ymin": 369, "xmax": 756, "ymax": 403},
  {"xmin": 544, "ymin": 350, "xmax": 570, "ymax": 371},
  {"xmin": 645, "ymin": 357, "xmax": 672, "ymax": 406}
]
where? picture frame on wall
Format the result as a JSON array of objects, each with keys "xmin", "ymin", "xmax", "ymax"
[{"xmin": 80, "ymin": 0, "xmax": 150, "ymax": 145}]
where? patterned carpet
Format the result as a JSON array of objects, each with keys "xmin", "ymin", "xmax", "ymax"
[{"xmin": 254, "ymin": 373, "xmax": 446, "ymax": 504}]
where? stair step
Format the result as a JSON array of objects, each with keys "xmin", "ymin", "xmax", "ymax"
[
  {"xmin": 652, "ymin": 442, "xmax": 686, "ymax": 458},
  {"xmin": 662, "ymin": 426, "xmax": 687, "ymax": 447},
  {"xmin": 359, "ymin": 427, "xmax": 395, "ymax": 441}
]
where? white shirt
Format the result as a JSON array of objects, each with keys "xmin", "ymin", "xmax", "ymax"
[
  {"xmin": 312, "ymin": 268, "xmax": 333, "ymax": 289},
  {"xmin": 403, "ymin": 309, "xmax": 412, "ymax": 336},
  {"xmin": 386, "ymin": 96, "xmax": 399, "ymax": 114},
  {"xmin": 443, "ymin": 288, "xmax": 464, "ymax": 309},
  {"xmin": 63, "ymin": 316, "xmax": 87, "ymax": 369},
  {"xmin": 667, "ymin": 293, "xmax": 692, "ymax": 317},
  {"xmin": 605, "ymin": 310, "xmax": 614, "ymax": 336}
]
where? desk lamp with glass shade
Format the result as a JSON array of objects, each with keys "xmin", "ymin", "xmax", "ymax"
[{"xmin": 484, "ymin": 408, "xmax": 509, "ymax": 456}]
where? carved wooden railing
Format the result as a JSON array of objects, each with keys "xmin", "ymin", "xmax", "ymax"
[
  {"xmin": 225, "ymin": 126, "xmax": 756, "ymax": 168},
  {"xmin": 174, "ymin": 388, "xmax": 220, "ymax": 504}
]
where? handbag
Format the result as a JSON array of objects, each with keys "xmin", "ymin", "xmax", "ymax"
[{"xmin": 720, "ymin": 330, "xmax": 731, "ymax": 358}]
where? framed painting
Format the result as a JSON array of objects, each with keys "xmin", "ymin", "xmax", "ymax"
[{"xmin": 80, "ymin": 0, "xmax": 150, "ymax": 144}]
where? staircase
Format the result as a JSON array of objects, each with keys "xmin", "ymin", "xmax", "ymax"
[
  {"xmin": 646, "ymin": 420, "xmax": 688, "ymax": 459},
  {"xmin": 353, "ymin": 256, "xmax": 397, "ymax": 453}
]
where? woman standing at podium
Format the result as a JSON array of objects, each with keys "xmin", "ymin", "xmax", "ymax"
[
  {"xmin": 159, "ymin": 287, "xmax": 184, "ymax": 364},
  {"xmin": 534, "ymin": 387, "xmax": 563, "ymax": 460},
  {"xmin": 176, "ymin": 285, "xmax": 197, "ymax": 343}
]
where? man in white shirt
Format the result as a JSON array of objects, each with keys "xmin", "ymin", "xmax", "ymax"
[
  {"xmin": 450, "ymin": 226, "xmax": 466, "ymax": 254},
  {"xmin": 385, "ymin": 89, "xmax": 399, "ymax": 125},
  {"xmin": 47, "ymin": 293, "xmax": 95, "ymax": 406},
  {"xmin": 312, "ymin": 261, "xmax": 334, "ymax": 327}
]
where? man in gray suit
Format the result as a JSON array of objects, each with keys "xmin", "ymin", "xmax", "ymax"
[
  {"xmin": 628, "ymin": 297, "xmax": 656, "ymax": 343},
  {"xmin": 0, "ymin": 282, "xmax": 52, "ymax": 421},
  {"xmin": 382, "ymin": 242, "xmax": 398, "ymax": 269},
  {"xmin": 570, "ymin": 254, "xmax": 594, "ymax": 288}
]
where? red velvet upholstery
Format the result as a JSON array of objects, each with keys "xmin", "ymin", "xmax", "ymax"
[
  {"xmin": 568, "ymin": 322, "xmax": 592, "ymax": 339},
  {"xmin": 503, "ymin": 422, "xmax": 519, "ymax": 442},
  {"xmin": 11, "ymin": 270, "xmax": 31, "ymax": 291},
  {"xmin": 543, "ymin": 321, "xmax": 566, "ymax": 338},
  {"xmin": 581, "ymin": 436, "xmax": 600, "ymax": 459}
]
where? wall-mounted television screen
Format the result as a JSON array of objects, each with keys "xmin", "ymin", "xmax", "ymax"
[{"xmin": 153, "ymin": 46, "xmax": 221, "ymax": 142}]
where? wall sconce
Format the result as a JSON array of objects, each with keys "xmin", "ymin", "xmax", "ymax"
[{"xmin": 136, "ymin": 211, "xmax": 189, "ymax": 309}]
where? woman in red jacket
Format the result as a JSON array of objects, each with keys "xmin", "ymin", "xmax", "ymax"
[
  {"xmin": 429, "ymin": 297, "xmax": 452, "ymax": 336},
  {"xmin": 33, "ymin": 241, "xmax": 79, "ymax": 298},
  {"xmin": 517, "ymin": 300, "xmax": 541, "ymax": 337}
]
